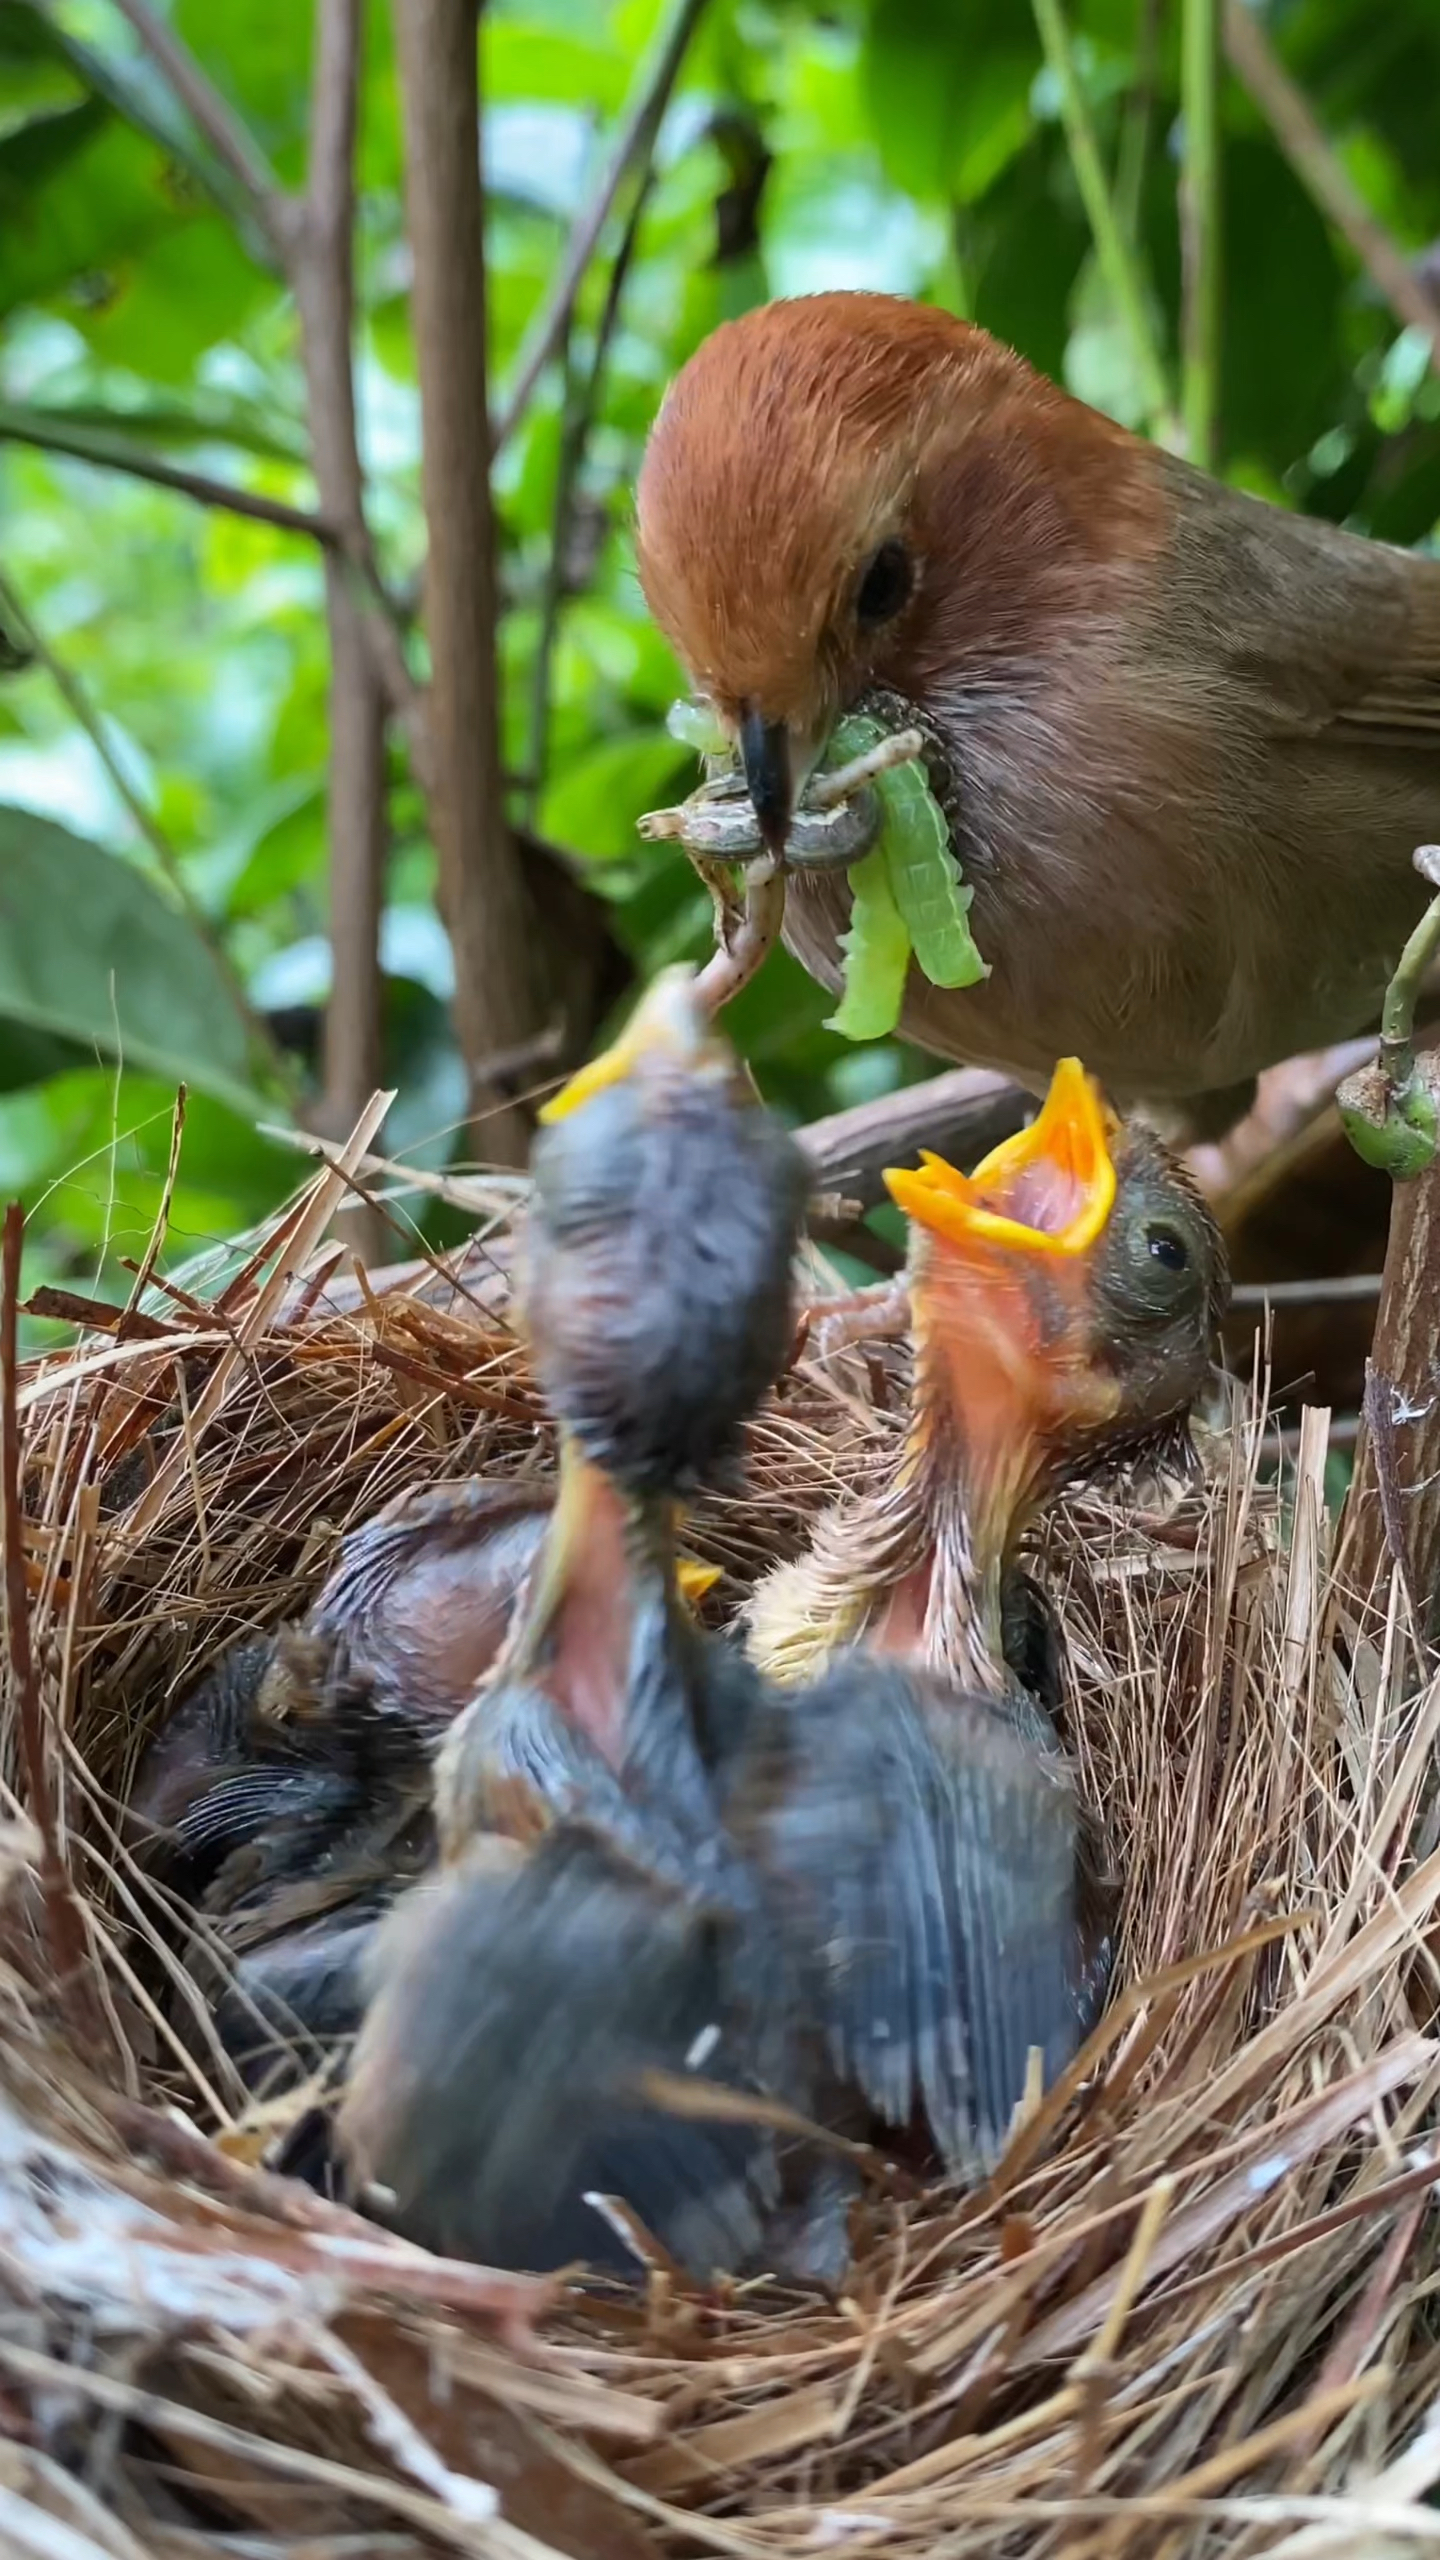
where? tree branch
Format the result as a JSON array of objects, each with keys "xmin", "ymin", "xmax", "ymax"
[
  {"xmin": 524, "ymin": 163, "xmax": 655, "ymax": 820},
  {"xmin": 105, "ymin": 0, "xmax": 289, "ymax": 256},
  {"xmin": 1224, "ymin": 2, "xmax": 1440, "ymax": 365},
  {"xmin": 289, "ymin": 0, "xmax": 388, "ymax": 1182},
  {"xmin": 798, "ymin": 1068, "xmax": 1030, "ymax": 1208},
  {"xmin": 491, "ymin": 0, "xmax": 709, "ymax": 456},
  {"xmin": 394, "ymin": 0, "xmax": 547, "ymax": 1166},
  {"xmin": 0, "ymin": 401, "xmax": 337, "ymax": 541}
]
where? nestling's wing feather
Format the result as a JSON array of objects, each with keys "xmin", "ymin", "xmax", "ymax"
[
  {"xmin": 339, "ymin": 1826, "xmax": 774, "ymax": 2279},
  {"xmin": 731, "ymin": 1658, "xmax": 1083, "ymax": 2171}
]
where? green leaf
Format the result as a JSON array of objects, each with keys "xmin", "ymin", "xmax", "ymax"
[
  {"xmin": 862, "ymin": 0, "xmax": 1035, "ymax": 204},
  {"xmin": 0, "ymin": 109, "xmax": 191, "ymax": 323},
  {"xmin": 0, "ymin": 383, "xmax": 308, "ymax": 463},
  {"xmin": 0, "ymin": 805, "xmax": 265, "ymax": 1113},
  {"xmin": 540, "ymin": 732, "xmax": 692, "ymax": 862}
]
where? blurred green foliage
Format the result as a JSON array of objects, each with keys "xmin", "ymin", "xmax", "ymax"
[{"xmin": 1, "ymin": 0, "xmax": 1438, "ymax": 1323}]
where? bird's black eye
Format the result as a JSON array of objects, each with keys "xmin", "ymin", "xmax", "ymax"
[
  {"xmin": 1145, "ymin": 1223, "xmax": 1189, "ymax": 1272},
  {"xmin": 855, "ymin": 539, "xmax": 913, "ymax": 626}
]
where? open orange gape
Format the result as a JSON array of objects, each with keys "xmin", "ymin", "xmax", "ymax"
[{"xmin": 883, "ymin": 1057, "xmax": 1130, "ymax": 1554}]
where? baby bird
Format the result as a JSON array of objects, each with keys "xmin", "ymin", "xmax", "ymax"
[
  {"xmin": 128, "ymin": 1478, "xmax": 550, "ymax": 1911},
  {"xmin": 336, "ymin": 971, "xmax": 813, "ymax": 2279},
  {"xmin": 727, "ymin": 1062, "xmax": 1225, "ymax": 2177}
]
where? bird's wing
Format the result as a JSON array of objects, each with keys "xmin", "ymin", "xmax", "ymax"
[
  {"xmin": 216, "ymin": 1905, "xmax": 381, "ymax": 2085},
  {"xmin": 732, "ymin": 1660, "xmax": 1083, "ymax": 2172},
  {"xmin": 1330, "ymin": 566, "xmax": 1440, "ymax": 746},
  {"xmin": 339, "ymin": 1825, "xmax": 775, "ymax": 2280},
  {"xmin": 1161, "ymin": 454, "xmax": 1440, "ymax": 748}
]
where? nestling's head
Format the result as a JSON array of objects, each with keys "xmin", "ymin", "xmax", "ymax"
[
  {"xmin": 523, "ymin": 966, "xmax": 809, "ymax": 1494},
  {"xmin": 636, "ymin": 293, "xmax": 1162, "ymax": 853},
  {"xmin": 885, "ymin": 1059, "xmax": 1228, "ymax": 1557}
]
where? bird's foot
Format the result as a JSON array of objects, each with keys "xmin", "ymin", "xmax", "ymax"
[{"xmin": 793, "ymin": 1279, "xmax": 911, "ymax": 1364}]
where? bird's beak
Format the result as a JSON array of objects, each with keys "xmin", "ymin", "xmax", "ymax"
[
  {"xmin": 541, "ymin": 965, "xmax": 717, "ymax": 1124},
  {"xmin": 885, "ymin": 1059, "xmax": 1117, "ymax": 1260},
  {"xmin": 739, "ymin": 705, "xmax": 793, "ymax": 860},
  {"xmin": 883, "ymin": 1059, "xmax": 1124, "ymax": 1567}
]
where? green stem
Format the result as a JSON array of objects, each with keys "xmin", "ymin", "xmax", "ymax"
[
  {"xmin": 1030, "ymin": 0, "xmax": 1179, "ymax": 444},
  {"xmin": 1115, "ymin": 0, "xmax": 1164, "ymax": 247},
  {"xmin": 1180, "ymin": 0, "xmax": 1223, "ymax": 470},
  {"xmin": 1380, "ymin": 848, "xmax": 1440, "ymax": 1090}
]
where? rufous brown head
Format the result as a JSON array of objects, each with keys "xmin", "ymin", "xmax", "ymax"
[{"xmin": 635, "ymin": 293, "xmax": 1161, "ymax": 855}]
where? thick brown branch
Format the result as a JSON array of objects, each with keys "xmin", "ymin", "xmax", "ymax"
[
  {"xmin": 1224, "ymin": 3, "xmax": 1440, "ymax": 363},
  {"xmin": 492, "ymin": 0, "xmax": 709, "ymax": 454},
  {"xmin": 394, "ymin": 0, "xmax": 546, "ymax": 1165},
  {"xmin": 798, "ymin": 1068, "xmax": 1030, "ymax": 1208}
]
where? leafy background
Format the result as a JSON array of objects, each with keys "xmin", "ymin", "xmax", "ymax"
[{"xmin": 2, "ymin": 0, "xmax": 1439, "ymax": 1332}]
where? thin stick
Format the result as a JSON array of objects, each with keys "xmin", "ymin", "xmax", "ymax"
[
  {"xmin": 524, "ymin": 165, "xmax": 655, "ymax": 818},
  {"xmin": 0, "ymin": 1207, "xmax": 92, "ymax": 2007},
  {"xmin": 1230, "ymin": 1276, "xmax": 1381, "ymax": 1308},
  {"xmin": 1030, "ymin": 0, "xmax": 1179, "ymax": 444},
  {"xmin": 1180, "ymin": 0, "xmax": 1222, "ymax": 470},
  {"xmin": 492, "ymin": 0, "xmax": 709, "ymax": 452},
  {"xmin": 0, "ymin": 403, "xmax": 337, "ymax": 541},
  {"xmin": 296, "ymin": 0, "xmax": 389, "ymax": 1176},
  {"xmin": 106, "ymin": 0, "xmax": 288, "ymax": 253},
  {"xmin": 1224, "ymin": 1, "xmax": 1440, "ymax": 363},
  {"xmin": 119, "ymin": 1085, "xmax": 187, "ymax": 1337}
]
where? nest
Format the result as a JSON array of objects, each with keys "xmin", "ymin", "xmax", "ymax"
[{"xmin": 4, "ymin": 1133, "xmax": 1440, "ymax": 2560}]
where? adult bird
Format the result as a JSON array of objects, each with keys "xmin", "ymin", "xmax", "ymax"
[{"xmin": 636, "ymin": 292, "xmax": 1440, "ymax": 1136}]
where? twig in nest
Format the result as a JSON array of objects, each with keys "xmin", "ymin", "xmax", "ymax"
[
  {"xmin": 0, "ymin": 1205, "xmax": 95, "ymax": 2021},
  {"xmin": 1339, "ymin": 849, "xmax": 1440, "ymax": 1637}
]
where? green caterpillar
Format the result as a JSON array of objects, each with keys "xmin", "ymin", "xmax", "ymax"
[
  {"xmin": 824, "ymin": 714, "xmax": 987, "ymax": 1041},
  {"xmin": 663, "ymin": 700, "xmax": 987, "ymax": 1041}
]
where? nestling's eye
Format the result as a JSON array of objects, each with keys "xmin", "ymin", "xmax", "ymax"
[
  {"xmin": 855, "ymin": 539, "xmax": 913, "ymax": 627},
  {"xmin": 1145, "ymin": 1223, "xmax": 1189, "ymax": 1272}
]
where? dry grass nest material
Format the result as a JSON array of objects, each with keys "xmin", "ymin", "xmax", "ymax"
[{"xmin": 3, "ymin": 1136, "xmax": 1440, "ymax": 2560}]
